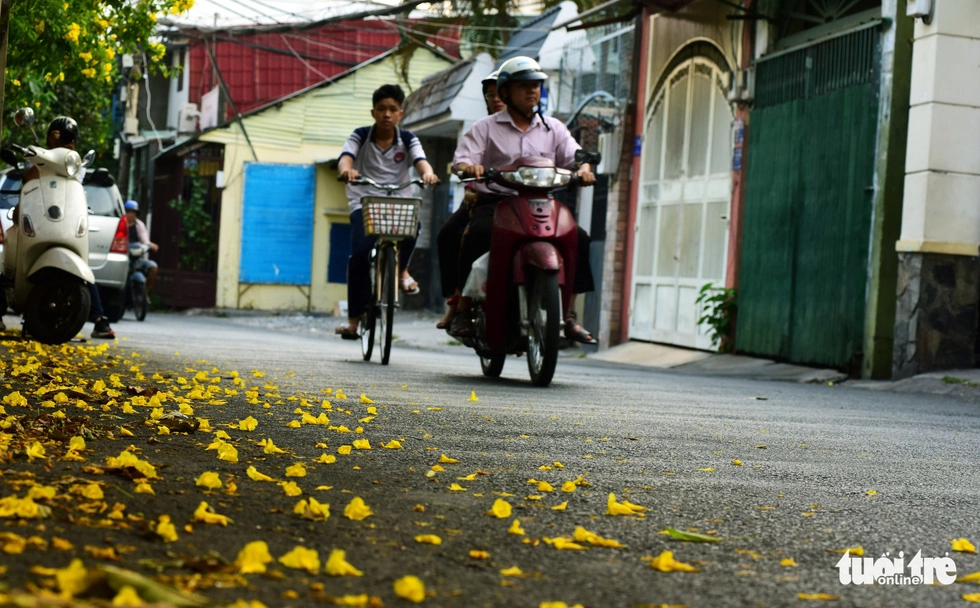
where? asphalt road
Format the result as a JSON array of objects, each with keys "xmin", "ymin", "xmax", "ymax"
[{"xmin": 87, "ymin": 312, "xmax": 980, "ymax": 607}]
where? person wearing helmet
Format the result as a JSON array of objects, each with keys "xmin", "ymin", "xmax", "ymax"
[
  {"xmin": 448, "ymin": 56, "xmax": 598, "ymax": 343},
  {"xmin": 434, "ymin": 68, "xmax": 506, "ymax": 330},
  {"xmin": 8, "ymin": 117, "xmax": 115, "ymax": 338},
  {"xmin": 124, "ymin": 200, "xmax": 159, "ymax": 291}
]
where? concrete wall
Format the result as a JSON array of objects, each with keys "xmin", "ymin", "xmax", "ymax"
[{"xmin": 897, "ymin": 0, "xmax": 980, "ymax": 256}]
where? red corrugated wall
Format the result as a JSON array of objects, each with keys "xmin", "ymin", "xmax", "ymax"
[{"xmin": 186, "ymin": 20, "xmax": 460, "ymax": 117}]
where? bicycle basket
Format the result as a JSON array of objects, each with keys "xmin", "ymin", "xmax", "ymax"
[{"xmin": 361, "ymin": 196, "xmax": 422, "ymax": 240}]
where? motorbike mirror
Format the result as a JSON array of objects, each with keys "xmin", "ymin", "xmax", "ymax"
[
  {"xmin": 13, "ymin": 107, "xmax": 35, "ymax": 128},
  {"xmin": 574, "ymin": 149, "xmax": 602, "ymax": 166},
  {"xmin": 0, "ymin": 147, "xmax": 18, "ymax": 166},
  {"xmin": 82, "ymin": 150, "xmax": 97, "ymax": 167}
]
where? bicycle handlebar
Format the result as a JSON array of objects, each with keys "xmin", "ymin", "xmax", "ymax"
[{"xmin": 341, "ymin": 176, "xmax": 426, "ymax": 194}]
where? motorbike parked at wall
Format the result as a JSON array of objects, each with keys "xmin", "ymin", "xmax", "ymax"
[
  {"xmin": 454, "ymin": 150, "xmax": 599, "ymax": 387},
  {"xmin": 0, "ymin": 108, "xmax": 97, "ymax": 343}
]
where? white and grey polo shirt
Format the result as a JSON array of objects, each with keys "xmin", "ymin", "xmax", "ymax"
[{"xmin": 340, "ymin": 125, "xmax": 428, "ymax": 212}]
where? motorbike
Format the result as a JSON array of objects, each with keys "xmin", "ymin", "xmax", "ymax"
[
  {"xmin": 454, "ymin": 150, "xmax": 599, "ymax": 387},
  {"xmin": 0, "ymin": 108, "xmax": 97, "ymax": 344},
  {"xmin": 123, "ymin": 242, "xmax": 150, "ymax": 321}
]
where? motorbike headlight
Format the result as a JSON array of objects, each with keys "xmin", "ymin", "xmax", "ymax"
[
  {"xmin": 501, "ymin": 166, "xmax": 572, "ymax": 188},
  {"xmin": 64, "ymin": 150, "xmax": 82, "ymax": 178}
]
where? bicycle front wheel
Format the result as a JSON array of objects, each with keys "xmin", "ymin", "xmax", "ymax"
[
  {"xmin": 361, "ymin": 252, "xmax": 378, "ymax": 361},
  {"xmin": 379, "ymin": 245, "xmax": 396, "ymax": 365}
]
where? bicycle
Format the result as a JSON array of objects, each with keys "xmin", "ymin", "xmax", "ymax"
[{"xmin": 350, "ymin": 177, "xmax": 423, "ymax": 365}]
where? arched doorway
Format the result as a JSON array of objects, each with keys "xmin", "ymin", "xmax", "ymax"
[{"xmin": 630, "ymin": 49, "xmax": 733, "ymax": 349}]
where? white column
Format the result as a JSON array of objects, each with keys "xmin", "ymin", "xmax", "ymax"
[{"xmin": 897, "ymin": 0, "xmax": 980, "ymax": 256}]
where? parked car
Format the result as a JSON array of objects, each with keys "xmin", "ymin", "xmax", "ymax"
[
  {"xmin": 0, "ymin": 166, "xmax": 130, "ymax": 322},
  {"xmin": 82, "ymin": 168, "xmax": 130, "ymax": 323}
]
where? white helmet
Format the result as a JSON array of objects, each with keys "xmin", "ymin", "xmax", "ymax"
[{"xmin": 496, "ymin": 56, "xmax": 547, "ymax": 94}]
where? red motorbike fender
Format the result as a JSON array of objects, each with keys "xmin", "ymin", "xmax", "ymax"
[{"xmin": 512, "ymin": 242, "xmax": 565, "ymax": 286}]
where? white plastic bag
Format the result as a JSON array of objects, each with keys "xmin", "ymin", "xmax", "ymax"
[{"xmin": 462, "ymin": 252, "xmax": 490, "ymax": 301}]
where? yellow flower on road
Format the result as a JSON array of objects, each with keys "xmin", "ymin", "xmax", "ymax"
[
  {"xmin": 606, "ymin": 493, "xmax": 647, "ymax": 516},
  {"xmin": 359, "ymin": 394, "xmax": 374, "ymax": 404},
  {"xmin": 508, "ymin": 520, "xmax": 525, "ymax": 535},
  {"xmin": 285, "ymin": 462, "xmax": 307, "ymax": 477},
  {"xmin": 953, "ymin": 538, "xmax": 977, "ymax": 553},
  {"xmin": 649, "ymin": 550, "xmax": 699, "ymax": 572},
  {"xmin": 154, "ymin": 515, "xmax": 178, "ymax": 543},
  {"xmin": 195, "ymin": 472, "xmax": 222, "ymax": 490},
  {"xmin": 438, "ymin": 454, "xmax": 459, "ymax": 464},
  {"xmin": 325, "ymin": 548, "xmax": 363, "ymax": 576},
  {"xmin": 500, "ymin": 565, "xmax": 525, "ymax": 577},
  {"xmin": 415, "ymin": 534, "xmax": 442, "ymax": 545},
  {"xmin": 393, "ymin": 575, "xmax": 425, "ymax": 603},
  {"xmin": 573, "ymin": 526, "xmax": 624, "ymax": 548},
  {"xmin": 485, "ymin": 498, "xmax": 512, "ymax": 519},
  {"xmin": 246, "ymin": 466, "xmax": 275, "ymax": 482},
  {"xmin": 343, "ymin": 496, "xmax": 373, "ymax": 521},
  {"xmin": 352, "ymin": 439, "xmax": 371, "ymax": 450},
  {"xmin": 25, "ymin": 441, "xmax": 46, "ymax": 462},
  {"xmin": 193, "ymin": 501, "xmax": 231, "ymax": 526},
  {"xmin": 238, "ymin": 416, "xmax": 258, "ymax": 431},
  {"xmin": 294, "ymin": 497, "xmax": 330, "ymax": 521},
  {"xmin": 235, "ymin": 540, "xmax": 273, "ymax": 574},
  {"xmin": 382, "ymin": 440, "xmax": 403, "ymax": 449},
  {"xmin": 278, "ymin": 546, "xmax": 320, "ymax": 574}
]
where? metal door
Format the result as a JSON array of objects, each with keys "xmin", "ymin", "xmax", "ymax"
[
  {"xmin": 737, "ymin": 24, "xmax": 880, "ymax": 368},
  {"xmin": 630, "ymin": 57, "xmax": 733, "ymax": 348}
]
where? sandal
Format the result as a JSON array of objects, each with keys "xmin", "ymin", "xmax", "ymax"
[
  {"xmin": 400, "ymin": 276, "xmax": 420, "ymax": 295},
  {"xmin": 563, "ymin": 315, "xmax": 597, "ymax": 345},
  {"xmin": 449, "ymin": 310, "xmax": 474, "ymax": 337},
  {"xmin": 334, "ymin": 324, "xmax": 360, "ymax": 341},
  {"xmin": 436, "ymin": 295, "xmax": 459, "ymax": 330}
]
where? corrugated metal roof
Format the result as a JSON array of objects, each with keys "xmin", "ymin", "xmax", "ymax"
[
  {"xmin": 497, "ymin": 5, "xmax": 564, "ymax": 64},
  {"xmin": 187, "ymin": 20, "xmax": 458, "ymax": 116},
  {"xmin": 401, "ymin": 55, "xmax": 480, "ymax": 127}
]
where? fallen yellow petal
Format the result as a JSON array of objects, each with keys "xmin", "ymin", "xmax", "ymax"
[
  {"xmin": 119, "ymin": 427, "xmax": 134, "ymax": 437},
  {"xmin": 780, "ymin": 558, "xmax": 799, "ymax": 567},
  {"xmin": 415, "ymin": 534, "xmax": 442, "ymax": 545},
  {"xmin": 469, "ymin": 550, "xmax": 489, "ymax": 559},
  {"xmin": 508, "ymin": 519, "xmax": 525, "ymax": 535},
  {"xmin": 394, "ymin": 575, "xmax": 426, "ymax": 603},
  {"xmin": 360, "ymin": 394, "xmax": 374, "ymax": 404},
  {"xmin": 832, "ymin": 546, "xmax": 864, "ymax": 556},
  {"xmin": 468, "ymin": 391, "xmax": 479, "ymax": 402},
  {"xmin": 649, "ymin": 550, "xmax": 700, "ymax": 572},
  {"xmin": 500, "ymin": 565, "xmax": 525, "ymax": 577},
  {"xmin": 235, "ymin": 540, "xmax": 274, "ymax": 574},
  {"xmin": 279, "ymin": 481, "xmax": 303, "ymax": 497},
  {"xmin": 561, "ymin": 481, "xmax": 577, "ymax": 493},
  {"xmin": 551, "ymin": 501, "xmax": 568, "ymax": 511},
  {"xmin": 193, "ymin": 501, "xmax": 232, "ymax": 526},
  {"xmin": 111, "ymin": 584, "xmax": 143, "ymax": 606},
  {"xmin": 352, "ymin": 439, "xmax": 371, "ymax": 450},
  {"xmin": 285, "ymin": 462, "xmax": 307, "ymax": 478},
  {"xmin": 485, "ymin": 498, "xmax": 512, "ymax": 519},
  {"xmin": 448, "ymin": 483, "xmax": 467, "ymax": 492},
  {"xmin": 963, "ymin": 593, "xmax": 980, "ymax": 603},
  {"xmin": 438, "ymin": 454, "xmax": 460, "ymax": 464},
  {"xmin": 195, "ymin": 472, "xmax": 222, "ymax": 490},
  {"xmin": 383, "ymin": 440, "xmax": 403, "ymax": 449},
  {"xmin": 317, "ymin": 453, "xmax": 337, "ymax": 464},
  {"xmin": 957, "ymin": 571, "xmax": 980, "ymax": 583},
  {"xmin": 325, "ymin": 548, "xmax": 363, "ymax": 576},
  {"xmin": 732, "ymin": 459, "xmax": 743, "ymax": 466},
  {"xmin": 278, "ymin": 545, "xmax": 321, "ymax": 575},
  {"xmin": 343, "ymin": 496, "xmax": 373, "ymax": 521},
  {"xmin": 246, "ymin": 466, "xmax": 275, "ymax": 482},
  {"xmin": 953, "ymin": 538, "xmax": 978, "ymax": 554},
  {"xmin": 154, "ymin": 515, "xmax": 178, "ymax": 543},
  {"xmin": 797, "ymin": 593, "xmax": 840, "ymax": 600},
  {"xmin": 337, "ymin": 445, "xmax": 352, "ymax": 455},
  {"xmin": 238, "ymin": 416, "xmax": 258, "ymax": 431}
]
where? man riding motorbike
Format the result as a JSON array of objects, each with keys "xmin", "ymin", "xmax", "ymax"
[{"xmin": 450, "ymin": 56, "xmax": 596, "ymax": 342}]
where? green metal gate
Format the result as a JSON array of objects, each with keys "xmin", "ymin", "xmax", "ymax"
[{"xmin": 737, "ymin": 24, "xmax": 880, "ymax": 369}]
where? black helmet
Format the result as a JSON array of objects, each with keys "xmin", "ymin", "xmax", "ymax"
[{"xmin": 47, "ymin": 116, "xmax": 78, "ymax": 145}]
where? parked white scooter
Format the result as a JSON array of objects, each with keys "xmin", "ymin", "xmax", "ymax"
[{"xmin": 1, "ymin": 108, "xmax": 96, "ymax": 343}]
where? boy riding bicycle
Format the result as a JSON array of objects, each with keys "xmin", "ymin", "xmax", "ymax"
[{"xmin": 335, "ymin": 84, "xmax": 438, "ymax": 340}]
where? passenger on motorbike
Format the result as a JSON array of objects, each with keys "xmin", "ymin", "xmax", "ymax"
[{"xmin": 450, "ymin": 56, "xmax": 596, "ymax": 342}]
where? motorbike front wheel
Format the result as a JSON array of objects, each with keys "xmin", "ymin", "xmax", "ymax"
[
  {"xmin": 23, "ymin": 276, "xmax": 90, "ymax": 344},
  {"xmin": 526, "ymin": 269, "xmax": 561, "ymax": 387},
  {"xmin": 131, "ymin": 280, "xmax": 148, "ymax": 321},
  {"xmin": 480, "ymin": 353, "xmax": 506, "ymax": 377}
]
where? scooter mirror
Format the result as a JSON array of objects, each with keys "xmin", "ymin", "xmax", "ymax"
[
  {"xmin": 574, "ymin": 149, "xmax": 601, "ymax": 166},
  {"xmin": 82, "ymin": 150, "xmax": 97, "ymax": 167},
  {"xmin": 0, "ymin": 147, "xmax": 18, "ymax": 166},
  {"xmin": 13, "ymin": 107, "xmax": 35, "ymax": 128}
]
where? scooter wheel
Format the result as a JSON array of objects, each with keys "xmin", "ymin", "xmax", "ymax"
[{"xmin": 23, "ymin": 275, "xmax": 90, "ymax": 344}]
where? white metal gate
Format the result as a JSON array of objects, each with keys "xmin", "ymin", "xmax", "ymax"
[{"xmin": 630, "ymin": 57, "xmax": 733, "ymax": 348}]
